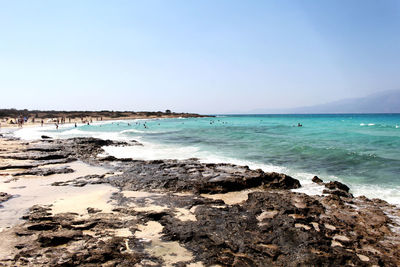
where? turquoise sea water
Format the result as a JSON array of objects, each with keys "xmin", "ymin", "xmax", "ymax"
[{"xmin": 13, "ymin": 114, "xmax": 400, "ymax": 203}]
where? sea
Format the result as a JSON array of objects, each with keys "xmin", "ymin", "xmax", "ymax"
[{"xmin": 10, "ymin": 114, "xmax": 400, "ymax": 204}]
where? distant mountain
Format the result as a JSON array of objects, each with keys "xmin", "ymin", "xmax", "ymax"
[{"xmin": 247, "ymin": 90, "xmax": 400, "ymax": 114}]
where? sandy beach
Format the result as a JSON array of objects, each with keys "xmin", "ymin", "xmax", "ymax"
[
  {"xmin": 0, "ymin": 126, "xmax": 399, "ymax": 266},
  {"xmin": 0, "ymin": 110, "xmax": 208, "ymax": 130},
  {"xmin": 2, "ymin": 0, "xmax": 399, "ymax": 265}
]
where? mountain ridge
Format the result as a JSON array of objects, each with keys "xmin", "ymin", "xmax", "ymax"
[{"xmin": 243, "ymin": 90, "xmax": 400, "ymax": 114}]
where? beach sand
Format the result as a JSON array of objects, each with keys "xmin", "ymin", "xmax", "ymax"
[{"xmin": 0, "ymin": 110, "xmax": 208, "ymax": 130}]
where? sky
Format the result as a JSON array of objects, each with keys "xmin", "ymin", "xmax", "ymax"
[{"xmin": 0, "ymin": 0, "xmax": 399, "ymax": 114}]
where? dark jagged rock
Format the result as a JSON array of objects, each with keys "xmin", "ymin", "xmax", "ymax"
[
  {"xmin": 323, "ymin": 181, "xmax": 353, "ymax": 198},
  {"xmin": 130, "ymin": 140, "xmax": 144, "ymax": 146},
  {"xmin": 51, "ymin": 174, "xmax": 105, "ymax": 187},
  {"xmin": 6, "ymin": 204, "xmax": 145, "ymax": 266},
  {"xmin": 27, "ymin": 222, "xmax": 59, "ymax": 231},
  {"xmin": 38, "ymin": 229, "xmax": 83, "ymax": 247},
  {"xmin": 105, "ymin": 160, "xmax": 301, "ymax": 194},
  {"xmin": 100, "ymin": 155, "xmax": 133, "ymax": 162},
  {"xmin": 263, "ymin": 172, "xmax": 301, "ymax": 189},
  {"xmin": 52, "ymin": 137, "xmax": 129, "ymax": 160},
  {"xmin": 312, "ymin": 175, "xmax": 324, "ymax": 184},
  {"xmin": 0, "ymin": 164, "xmax": 38, "ymax": 170},
  {"xmin": 22, "ymin": 205, "xmax": 53, "ymax": 222},
  {"xmin": 13, "ymin": 166, "xmax": 74, "ymax": 177},
  {"xmin": 160, "ymin": 191, "xmax": 399, "ymax": 266},
  {"xmin": 325, "ymin": 181, "xmax": 350, "ymax": 192},
  {"xmin": 0, "ymin": 152, "xmax": 70, "ymax": 160},
  {"xmin": 87, "ymin": 207, "xmax": 102, "ymax": 214},
  {"xmin": 26, "ymin": 147, "xmax": 59, "ymax": 152},
  {"xmin": 198, "ymin": 171, "xmax": 300, "ymax": 193}
]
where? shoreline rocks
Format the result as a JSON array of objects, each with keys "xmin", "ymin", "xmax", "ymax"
[{"xmin": 0, "ymin": 136, "xmax": 399, "ymax": 266}]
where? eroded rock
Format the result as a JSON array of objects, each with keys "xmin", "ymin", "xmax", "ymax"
[
  {"xmin": 104, "ymin": 160, "xmax": 301, "ymax": 194},
  {"xmin": 1, "ymin": 137, "xmax": 399, "ymax": 266}
]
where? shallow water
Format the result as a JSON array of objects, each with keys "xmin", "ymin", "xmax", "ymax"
[{"xmin": 13, "ymin": 114, "xmax": 400, "ymax": 204}]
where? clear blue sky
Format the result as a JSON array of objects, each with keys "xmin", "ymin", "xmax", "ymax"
[{"xmin": 0, "ymin": 0, "xmax": 399, "ymax": 114}]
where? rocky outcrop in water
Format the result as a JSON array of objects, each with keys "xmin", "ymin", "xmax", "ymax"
[{"xmin": 101, "ymin": 160, "xmax": 300, "ymax": 194}]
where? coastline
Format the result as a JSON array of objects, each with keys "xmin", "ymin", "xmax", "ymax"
[
  {"xmin": 0, "ymin": 110, "xmax": 210, "ymax": 130},
  {"xmin": 8, "ymin": 115, "xmax": 400, "ymax": 206},
  {"xmin": 0, "ymin": 129, "xmax": 399, "ymax": 265}
]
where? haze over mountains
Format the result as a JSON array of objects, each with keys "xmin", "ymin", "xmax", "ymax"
[{"xmin": 244, "ymin": 90, "xmax": 400, "ymax": 114}]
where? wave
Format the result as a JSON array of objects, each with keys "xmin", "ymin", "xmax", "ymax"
[
  {"xmin": 103, "ymin": 141, "xmax": 200, "ymax": 161},
  {"xmin": 119, "ymin": 129, "xmax": 173, "ymax": 134},
  {"xmin": 102, "ymin": 140, "xmax": 400, "ymax": 205}
]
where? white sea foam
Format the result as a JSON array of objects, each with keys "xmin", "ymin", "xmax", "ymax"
[
  {"xmin": 103, "ymin": 140, "xmax": 286, "ymax": 172},
  {"xmin": 14, "ymin": 125, "xmax": 124, "ymax": 141},
  {"xmin": 102, "ymin": 141, "xmax": 400, "ymax": 205},
  {"xmin": 350, "ymin": 184, "xmax": 400, "ymax": 205},
  {"xmin": 103, "ymin": 142, "xmax": 200, "ymax": 161},
  {"xmin": 360, "ymin": 123, "xmax": 376, "ymax": 126},
  {"xmin": 120, "ymin": 129, "xmax": 171, "ymax": 134},
  {"xmin": 14, "ymin": 125, "xmax": 57, "ymax": 140},
  {"xmin": 120, "ymin": 129, "xmax": 146, "ymax": 134}
]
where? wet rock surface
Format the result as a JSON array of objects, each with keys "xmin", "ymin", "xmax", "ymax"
[{"xmin": 1, "ymin": 136, "xmax": 400, "ymax": 266}]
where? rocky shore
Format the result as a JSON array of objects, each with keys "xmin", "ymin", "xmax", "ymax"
[{"xmin": 0, "ymin": 136, "xmax": 399, "ymax": 266}]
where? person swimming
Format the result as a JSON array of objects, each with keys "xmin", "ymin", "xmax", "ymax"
[{"xmin": 298, "ymin": 123, "xmax": 302, "ymax": 127}]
